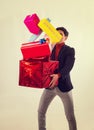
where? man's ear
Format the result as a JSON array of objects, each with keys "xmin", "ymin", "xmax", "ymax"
[{"xmin": 65, "ymin": 36, "xmax": 68, "ymax": 40}]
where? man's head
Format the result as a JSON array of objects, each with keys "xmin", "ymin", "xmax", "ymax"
[{"xmin": 56, "ymin": 27, "xmax": 69, "ymax": 43}]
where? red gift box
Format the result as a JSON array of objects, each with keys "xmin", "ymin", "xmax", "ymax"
[
  {"xmin": 21, "ymin": 41, "xmax": 51, "ymax": 60},
  {"xmin": 42, "ymin": 61, "xmax": 58, "ymax": 87},
  {"xmin": 19, "ymin": 60, "xmax": 59, "ymax": 88}
]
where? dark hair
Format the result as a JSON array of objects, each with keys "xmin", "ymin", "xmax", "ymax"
[{"xmin": 56, "ymin": 27, "xmax": 69, "ymax": 36}]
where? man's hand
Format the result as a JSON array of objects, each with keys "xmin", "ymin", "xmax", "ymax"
[{"xmin": 49, "ymin": 74, "xmax": 59, "ymax": 89}]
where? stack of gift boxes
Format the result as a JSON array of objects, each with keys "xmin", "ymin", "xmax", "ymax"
[{"xmin": 19, "ymin": 13, "xmax": 62, "ymax": 89}]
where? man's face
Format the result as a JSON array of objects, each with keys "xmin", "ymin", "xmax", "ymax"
[
  {"xmin": 44, "ymin": 30, "xmax": 68, "ymax": 44},
  {"xmin": 57, "ymin": 30, "xmax": 68, "ymax": 43}
]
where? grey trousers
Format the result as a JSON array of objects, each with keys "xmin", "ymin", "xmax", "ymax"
[{"xmin": 38, "ymin": 87, "xmax": 77, "ymax": 130}]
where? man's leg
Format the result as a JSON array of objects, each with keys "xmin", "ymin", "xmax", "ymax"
[
  {"xmin": 56, "ymin": 88, "xmax": 77, "ymax": 130},
  {"xmin": 38, "ymin": 89, "xmax": 56, "ymax": 130}
]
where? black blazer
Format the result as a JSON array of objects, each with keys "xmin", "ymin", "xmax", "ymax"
[{"xmin": 51, "ymin": 44, "xmax": 75, "ymax": 92}]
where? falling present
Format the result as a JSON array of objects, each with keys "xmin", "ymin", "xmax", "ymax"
[
  {"xmin": 20, "ymin": 41, "xmax": 51, "ymax": 60},
  {"xmin": 24, "ymin": 13, "xmax": 41, "ymax": 34},
  {"xmin": 19, "ymin": 60, "xmax": 59, "ymax": 88},
  {"xmin": 38, "ymin": 18, "xmax": 62, "ymax": 44}
]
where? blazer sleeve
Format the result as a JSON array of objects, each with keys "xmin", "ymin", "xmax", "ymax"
[{"xmin": 59, "ymin": 47, "xmax": 75, "ymax": 79}]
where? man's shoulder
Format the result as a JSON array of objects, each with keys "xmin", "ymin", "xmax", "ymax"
[
  {"xmin": 64, "ymin": 44, "xmax": 74, "ymax": 50},
  {"xmin": 64, "ymin": 45, "xmax": 75, "ymax": 54}
]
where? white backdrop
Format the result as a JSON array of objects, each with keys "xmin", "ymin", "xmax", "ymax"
[{"xmin": 0, "ymin": 0, "xmax": 94, "ymax": 130}]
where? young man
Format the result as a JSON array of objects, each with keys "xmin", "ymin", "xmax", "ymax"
[{"xmin": 38, "ymin": 27, "xmax": 77, "ymax": 130}]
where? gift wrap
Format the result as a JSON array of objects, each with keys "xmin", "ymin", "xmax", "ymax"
[
  {"xmin": 21, "ymin": 41, "xmax": 51, "ymax": 60},
  {"xmin": 19, "ymin": 60, "xmax": 59, "ymax": 88},
  {"xmin": 38, "ymin": 18, "xmax": 62, "ymax": 43},
  {"xmin": 24, "ymin": 13, "xmax": 41, "ymax": 34}
]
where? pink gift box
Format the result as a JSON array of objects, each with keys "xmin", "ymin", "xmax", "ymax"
[{"xmin": 24, "ymin": 13, "xmax": 41, "ymax": 34}]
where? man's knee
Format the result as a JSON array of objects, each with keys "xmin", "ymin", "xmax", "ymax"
[{"xmin": 66, "ymin": 112, "xmax": 76, "ymax": 122}]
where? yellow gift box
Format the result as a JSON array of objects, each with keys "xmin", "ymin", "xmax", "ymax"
[{"xmin": 38, "ymin": 19, "xmax": 62, "ymax": 44}]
